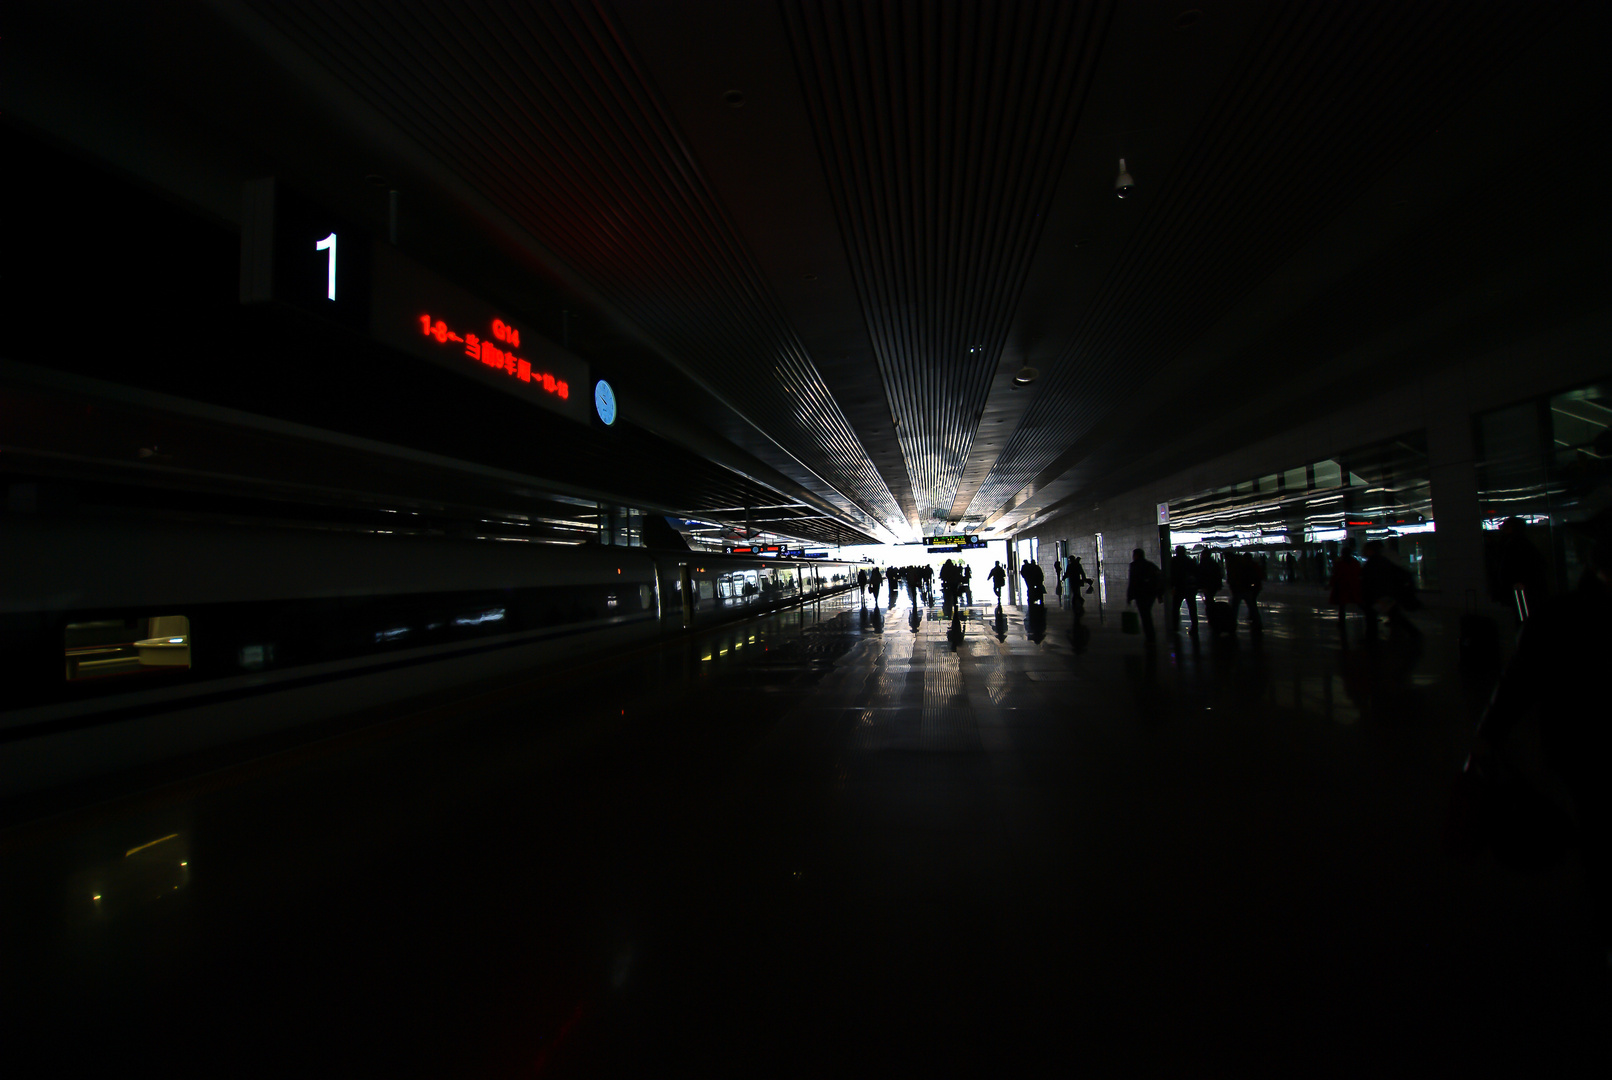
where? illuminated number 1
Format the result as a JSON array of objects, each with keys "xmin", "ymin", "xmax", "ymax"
[{"xmin": 315, "ymin": 232, "xmax": 337, "ymax": 300}]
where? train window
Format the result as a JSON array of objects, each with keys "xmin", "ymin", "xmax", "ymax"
[
  {"xmin": 65, "ymin": 616, "xmax": 191, "ymax": 682},
  {"xmin": 699, "ymin": 580, "xmax": 715, "ymax": 601},
  {"xmin": 639, "ymin": 584, "xmax": 654, "ymax": 609}
]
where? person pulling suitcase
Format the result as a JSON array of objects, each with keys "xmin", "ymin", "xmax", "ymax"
[
  {"xmin": 1126, "ymin": 548, "xmax": 1163, "ymax": 643},
  {"xmin": 1198, "ymin": 549, "xmax": 1232, "ymax": 636},
  {"xmin": 1169, "ymin": 545, "xmax": 1200, "ymax": 637}
]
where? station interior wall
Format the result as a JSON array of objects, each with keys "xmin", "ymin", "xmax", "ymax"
[{"xmin": 1013, "ymin": 308, "xmax": 1612, "ymax": 616}]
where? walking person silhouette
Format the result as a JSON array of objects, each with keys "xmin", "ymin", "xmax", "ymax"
[{"xmin": 988, "ymin": 560, "xmax": 1007, "ymax": 603}]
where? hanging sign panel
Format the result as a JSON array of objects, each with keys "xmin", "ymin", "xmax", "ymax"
[
  {"xmin": 240, "ymin": 178, "xmax": 371, "ymax": 331},
  {"xmin": 242, "ymin": 178, "xmax": 592, "ymax": 426}
]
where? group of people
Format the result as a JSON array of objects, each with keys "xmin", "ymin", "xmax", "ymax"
[
  {"xmin": 854, "ymin": 541, "xmax": 1433, "ymax": 648},
  {"xmin": 979, "ymin": 556, "xmax": 1095, "ymax": 607},
  {"xmin": 1122, "ymin": 545, "xmax": 1268, "ymax": 643},
  {"xmin": 859, "ymin": 543, "xmax": 1428, "ymax": 650},
  {"xmin": 857, "ymin": 556, "xmax": 1099, "ymax": 612},
  {"xmin": 1118, "ymin": 540, "xmax": 1426, "ymax": 644},
  {"xmin": 1324, "ymin": 539, "xmax": 1423, "ymax": 640},
  {"xmin": 857, "ymin": 564, "xmax": 914, "ymax": 607},
  {"xmin": 857, "ymin": 562, "xmax": 979, "ymax": 610}
]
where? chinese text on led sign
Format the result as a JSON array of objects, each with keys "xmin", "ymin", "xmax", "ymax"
[{"xmin": 417, "ymin": 314, "xmax": 569, "ymax": 401}]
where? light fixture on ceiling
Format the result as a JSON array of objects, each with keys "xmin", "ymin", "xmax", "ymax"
[
  {"xmin": 1115, "ymin": 158, "xmax": 1135, "ymax": 198},
  {"xmin": 1013, "ymin": 366, "xmax": 1039, "ymax": 385}
]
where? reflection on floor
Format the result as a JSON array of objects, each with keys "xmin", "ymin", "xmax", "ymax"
[{"xmin": 2, "ymin": 588, "xmax": 1606, "ymax": 1075}]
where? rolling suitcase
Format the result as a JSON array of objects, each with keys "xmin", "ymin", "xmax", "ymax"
[{"xmin": 1207, "ymin": 600, "xmax": 1233, "ymax": 636}]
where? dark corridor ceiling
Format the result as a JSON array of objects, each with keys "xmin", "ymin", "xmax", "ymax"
[{"xmin": 10, "ymin": 0, "xmax": 1607, "ymax": 544}]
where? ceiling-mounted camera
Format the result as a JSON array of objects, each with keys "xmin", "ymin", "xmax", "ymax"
[{"xmin": 1115, "ymin": 158, "xmax": 1135, "ymax": 199}]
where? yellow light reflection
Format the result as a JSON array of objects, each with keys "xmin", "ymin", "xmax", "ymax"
[{"xmin": 124, "ymin": 833, "xmax": 179, "ymax": 858}]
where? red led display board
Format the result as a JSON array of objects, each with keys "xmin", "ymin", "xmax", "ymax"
[
  {"xmin": 415, "ymin": 313, "xmax": 571, "ymax": 403},
  {"xmin": 370, "ymin": 245, "xmax": 590, "ymax": 425}
]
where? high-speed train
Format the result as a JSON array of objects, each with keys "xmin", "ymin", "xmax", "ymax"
[{"xmin": 0, "ymin": 514, "xmax": 857, "ymax": 801}]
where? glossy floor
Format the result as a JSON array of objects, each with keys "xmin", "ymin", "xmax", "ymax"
[{"xmin": 2, "ymin": 588, "xmax": 1607, "ymax": 1075}]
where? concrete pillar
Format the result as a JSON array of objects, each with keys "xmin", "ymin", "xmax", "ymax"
[{"xmin": 1424, "ymin": 370, "xmax": 1486, "ymax": 611}]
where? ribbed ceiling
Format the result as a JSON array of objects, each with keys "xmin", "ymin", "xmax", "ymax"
[
  {"xmin": 222, "ymin": 0, "xmax": 1584, "ymax": 541},
  {"xmin": 780, "ymin": 0, "xmax": 1111, "ymax": 524},
  {"xmin": 245, "ymin": 0, "xmax": 906, "ymax": 539},
  {"xmin": 964, "ymin": 0, "xmax": 1566, "ymax": 523}
]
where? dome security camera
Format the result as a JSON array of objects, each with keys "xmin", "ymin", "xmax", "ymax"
[{"xmin": 1115, "ymin": 158, "xmax": 1135, "ymax": 198}]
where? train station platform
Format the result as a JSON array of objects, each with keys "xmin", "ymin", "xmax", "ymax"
[{"xmin": 3, "ymin": 589, "xmax": 1607, "ymax": 1075}]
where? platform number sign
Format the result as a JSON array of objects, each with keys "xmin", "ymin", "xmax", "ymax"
[
  {"xmin": 240, "ymin": 178, "xmax": 369, "ymax": 330},
  {"xmin": 315, "ymin": 232, "xmax": 337, "ymax": 300}
]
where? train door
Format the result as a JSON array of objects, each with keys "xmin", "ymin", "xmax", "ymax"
[{"xmin": 678, "ymin": 564, "xmax": 693, "ymax": 628}]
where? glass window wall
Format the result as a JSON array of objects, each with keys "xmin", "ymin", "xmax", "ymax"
[
  {"xmin": 1476, "ymin": 379, "xmax": 1612, "ymax": 594},
  {"xmin": 1166, "ymin": 432, "xmax": 1435, "ymax": 589}
]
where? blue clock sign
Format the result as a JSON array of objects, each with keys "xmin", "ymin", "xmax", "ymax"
[{"xmin": 593, "ymin": 379, "xmax": 618, "ymax": 426}]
